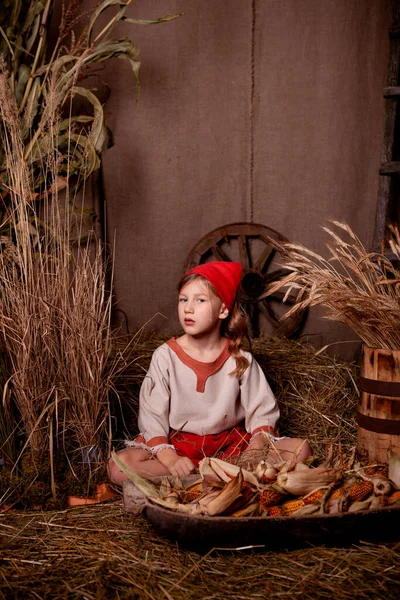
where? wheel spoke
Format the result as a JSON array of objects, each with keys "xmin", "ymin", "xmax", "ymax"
[
  {"xmin": 258, "ymin": 299, "xmax": 279, "ymax": 326},
  {"xmin": 254, "ymin": 238, "xmax": 275, "ymax": 273},
  {"xmin": 211, "ymin": 245, "xmax": 231, "ymax": 262},
  {"xmin": 262, "ymin": 268, "xmax": 287, "ymax": 285},
  {"xmin": 245, "ymin": 302, "xmax": 259, "ymax": 337},
  {"xmin": 238, "ymin": 235, "xmax": 251, "ymax": 269}
]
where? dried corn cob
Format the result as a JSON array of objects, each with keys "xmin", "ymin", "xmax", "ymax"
[
  {"xmin": 260, "ymin": 489, "xmax": 285, "ymax": 509},
  {"xmin": 363, "ymin": 464, "xmax": 388, "ymax": 477},
  {"xmin": 281, "ymin": 498, "xmax": 306, "ymax": 515},
  {"xmin": 182, "ymin": 482, "xmax": 203, "ymax": 503},
  {"xmin": 329, "ymin": 475, "xmax": 357, "ymax": 500},
  {"xmin": 303, "ymin": 488, "xmax": 326, "ymax": 505},
  {"xmin": 267, "ymin": 505, "xmax": 283, "ymax": 517},
  {"xmin": 330, "ymin": 487, "xmax": 345, "ymax": 499},
  {"xmin": 387, "ymin": 490, "xmax": 400, "ymax": 505},
  {"xmin": 348, "ymin": 480, "xmax": 373, "ymax": 502}
]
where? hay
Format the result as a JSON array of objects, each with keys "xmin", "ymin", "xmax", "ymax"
[
  {"xmin": 0, "ymin": 500, "xmax": 399, "ymax": 599},
  {"xmin": 251, "ymin": 336, "xmax": 359, "ymax": 460}
]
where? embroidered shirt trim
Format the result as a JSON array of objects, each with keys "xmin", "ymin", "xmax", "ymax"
[{"xmin": 166, "ymin": 337, "xmax": 231, "ymax": 393}]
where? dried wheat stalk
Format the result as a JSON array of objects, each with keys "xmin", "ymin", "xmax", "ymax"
[
  {"xmin": 263, "ymin": 221, "xmax": 400, "ymax": 350},
  {"xmin": 0, "ymin": 60, "xmax": 127, "ymax": 475}
]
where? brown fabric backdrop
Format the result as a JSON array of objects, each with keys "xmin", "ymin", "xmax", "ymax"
[{"xmin": 75, "ymin": 0, "xmax": 391, "ymax": 359}]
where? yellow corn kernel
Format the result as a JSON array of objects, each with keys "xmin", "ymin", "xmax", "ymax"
[
  {"xmin": 330, "ymin": 487, "xmax": 345, "ymax": 499},
  {"xmin": 304, "ymin": 488, "xmax": 325, "ymax": 504},
  {"xmin": 348, "ymin": 480, "xmax": 374, "ymax": 502},
  {"xmin": 267, "ymin": 505, "xmax": 283, "ymax": 517},
  {"xmin": 363, "ymin": 465, "xmax": 388, "ymax": 477},
  {"xmin": 260, "ymin": 489, "xmax": 284, "ymax": 509},
  {"xmin": 280, "ymin": 498, "xmax": 305, "ymax": 515},
  {"xmin": 183, "ymin": 483, "xmax": 203, "ymax": 503},
  {"xmin": 388, "ymin": 490, "xmax": 400, "ymax": 505}
]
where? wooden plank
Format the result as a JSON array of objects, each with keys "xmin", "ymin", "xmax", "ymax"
[
  {"xmin": 384, "ymin": 86, "xmax": 400, "ymax": 97},
  {"xmin": 379, "ymin": 161, "xmax": 400, "ymax": 174},
  {"xmin": 372, "ymin": 2, "xmax": 400, "ymax": 250}
]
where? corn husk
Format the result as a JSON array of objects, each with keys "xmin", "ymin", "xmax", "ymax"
[
  {"xmin": 371, "ymin": 477, "xmax": 392, "ymax": 497},
  {"xmin": 111, "ymin": 451, "xmax": 160, "ymax": 499},
  {"xmin": 348, "ymin": 497, "xmax": 374, "ymax": 513},
  {"xmin": 204, "ymin": 471, "xmax": 244, "ymax": 516},
  {"xmin": 229, "ymin": 500, "xmax": 260, "ymax": 518},
  {"xmin": 290, "ymin": 504, "xmax": 320, "ymax": 517},
  {"xmin": 199, "ymin": 457, "xmax": 259, "ymax": 488},
  {"xmin": 326, "ymin": 496, "xmax": 347, "ymax": 515},
  {"xmin": 276, "ymin": 466, "xmax": 340, "ymax": 495},
  {"xmin": 150, "ymin": 497, "xmax": 204, "ymax": 515}
]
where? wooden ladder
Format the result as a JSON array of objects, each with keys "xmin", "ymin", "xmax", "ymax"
[{"xmin": 373, "ymin": 0, "xmax": 400, "ymax": 252}]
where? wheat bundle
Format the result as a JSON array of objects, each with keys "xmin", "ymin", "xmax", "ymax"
[{"xmin": 262, "ymin": 221, "xmax": 400, "ymax": 350}]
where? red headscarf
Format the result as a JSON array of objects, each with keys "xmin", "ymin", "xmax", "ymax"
[{"xmin": 184, "ymin": 261, "xmax": 242, "ymax": 310}]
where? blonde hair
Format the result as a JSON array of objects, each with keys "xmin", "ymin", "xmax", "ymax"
[{"xmin": 178, "ymin": 272, "xmax": 250, "ymax": 378}]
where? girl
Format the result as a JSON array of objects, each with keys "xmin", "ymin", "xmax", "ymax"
[{"xmin": 108, "ymin": 261, "xmax": 311, "ymax": 484}]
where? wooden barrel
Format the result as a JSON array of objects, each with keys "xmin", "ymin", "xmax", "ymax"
[{"xmin": 356, "ymin": 346, "xmax": 400, "ymax": 463}]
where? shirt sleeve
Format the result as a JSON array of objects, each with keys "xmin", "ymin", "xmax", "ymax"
[
  {"xmin": 239, "ymin": 353, "xmax": 280, "ymax": 435},
  {"xmin": 137, "ymin": 346, "xmax": 171, "ymax": 448}
]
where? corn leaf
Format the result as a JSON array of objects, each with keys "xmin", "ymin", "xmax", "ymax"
[
  {"xmin": 111, "ymin": 450, "xmax": 160, "ymax": 498},
  {"xmin": 123, "ymin": 13, "xmax": 182, "ymax": 26}
]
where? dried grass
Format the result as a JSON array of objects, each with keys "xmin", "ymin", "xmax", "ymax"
[
  {"xmin": 0, "ymin": 59, "xmax": 124, "ymax": 476},
  {"xmin": 251, "ymin": 336, "xmax": 359, "ymax": 460},
  {"xmin": 262, "ymin": 221, "xmax": 400, "ymax": 350},
  {"xmin": 0, "ymin": 502, "xmax": 399, "ymax": 599}
]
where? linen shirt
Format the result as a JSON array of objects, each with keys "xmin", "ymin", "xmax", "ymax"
[{"xmin": 137, "ymin": 338, "xmax": 280, "ymax": 451}]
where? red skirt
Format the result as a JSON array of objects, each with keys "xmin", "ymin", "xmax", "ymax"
[{"xmin": 169, "ymin": 424, "xmax": 251, "ymax": 467}]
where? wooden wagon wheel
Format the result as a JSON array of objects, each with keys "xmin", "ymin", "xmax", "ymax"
[{"xmin": 183, "ymin": 222, "xmax": 307, "ymax": 338}]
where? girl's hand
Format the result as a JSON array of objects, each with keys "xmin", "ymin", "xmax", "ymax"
[
  {"xmin": 156, "ymin": 448, "xmax": 196, "ymax": 476},
  {"xmin": 238, "ymin": 435, "xmax": 269, "ymax": 470},
  {"xmin": 167, "ymin": 456, "xmax": 196, "ymax": 477}
]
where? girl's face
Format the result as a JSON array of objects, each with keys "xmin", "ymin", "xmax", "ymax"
[{"xmin": 178, "ymin": 279, "xmax": 229, "ymax": 337}]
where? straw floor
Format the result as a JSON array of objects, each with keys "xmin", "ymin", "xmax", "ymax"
[
  {"xmin": 1, "ymin": 335, "xmax": 400, "ymax": 599},
  {"xmin": 1, "ymin": 501, "xmax": 400, "ymax": 599}
]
